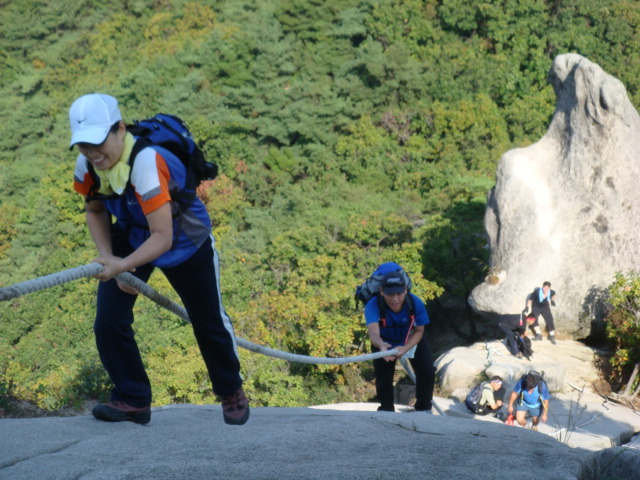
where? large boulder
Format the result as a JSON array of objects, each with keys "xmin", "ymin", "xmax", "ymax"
[
  {"xmin": 578, "ymin": 447, "xmax": 640, "ymax": 480},
  {"xmin": 433, "ymin": 343, "xmax": 487, "ymax": 392},
  {"xmin": 0, "ymin": 405, "xmax": 588, "ymax": 480},
  {"xmin": 434, "ymin": 340, "xmax": 640, "ymax": 452},
  {"xmin": 469, "ymin": 53, "xmax": 640, "ymax": 336},
  {"xmin": 434, "ymin": 340, "xmax": 568, "ymax": 394}
]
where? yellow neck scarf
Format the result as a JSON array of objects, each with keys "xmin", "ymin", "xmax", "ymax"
[{"xmin": 94, "ymin": 132, "xmax": 135, "ymax": 195}]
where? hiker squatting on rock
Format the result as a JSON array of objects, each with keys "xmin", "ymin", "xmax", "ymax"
[
  {"xmin": 69, "ymin": 93, "xmax": 248, "ymax": 425},
  {"xmin": 497, "ymin": 312, "xmax": 536, "ymax": 359},
  {"xmin": 507, "ymin": 371, "xmax": 550, "ymax": 430},
  {"xmin": 465, "ymin": 376, "xmax": 506, "ymax": 420},
  {"xmin": 361, "ymin": 263, "xmax": 436, "ymax": 413}
]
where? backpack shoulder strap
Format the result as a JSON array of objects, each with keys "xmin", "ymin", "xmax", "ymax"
[
  {"xmin": 127, "ymin": 134, "xmax": 150, "ymax": 167},
  {"xmin": 405, "ymin": 293, "xmax": 416, "ymax": 317},
  {"xmin": 376, "ymin": 295, "xmax": 387, "ymax": 327},
  {"xmin": 126, "ymin": 131, "xmax": 196, "ymax": 215},
  {"xmin": 517, "ymin": 375, "xmax": 527, "ymax": 404},
  {"xmin": 126, "ymin": 120, "xmax": 177, "ymax": 170},
  {"xmin": 402, "ymin": 296, "xmax": 416, "ymax": 345},
  {"xmin": 537, "ymin": 372, "xmax": 548, "ymax": 404}
]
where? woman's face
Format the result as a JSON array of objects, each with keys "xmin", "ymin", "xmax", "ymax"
[{"xmin": 77, "ymin": 122, "xmax": 125, "ymax": 170}]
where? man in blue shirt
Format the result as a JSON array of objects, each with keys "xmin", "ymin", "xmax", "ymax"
[
  {"xmin": 507, "ymin": 373, "xmax": 550, "ymax": 430},
  {"xmin": 364, "ymin": 271, "xmax": 435, "ymax": 413}
]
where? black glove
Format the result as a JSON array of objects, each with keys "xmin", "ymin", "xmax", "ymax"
[{"xmin": 551, "ymin": 300, "xmax": 556, "ymax": 307}]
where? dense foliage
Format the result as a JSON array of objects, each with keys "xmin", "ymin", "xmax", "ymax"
[
  {"xmin": 2, "ymin": 0, "xmax": 640, "ymax": 412},
  {"xmin": 604, "ymin": 272, "xmax": 640, "ymax": 393}
]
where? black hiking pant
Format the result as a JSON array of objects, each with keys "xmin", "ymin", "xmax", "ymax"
[
  {"xmin": 94, "ymin": 233, "xmax": 242, "ymax": 407},
  {"xmin": 372, "ymin": 336, "xmax": 436, "ymax": 412},
  {"xmin": 531, "ymin": 304, "xmax": 555, "ymax": 333},
  {"xmin": 498, "ymin": 321, "xmax": 520, "ymax": 355}
]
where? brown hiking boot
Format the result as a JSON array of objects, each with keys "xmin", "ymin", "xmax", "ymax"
[
  {"xmin": 220, "ymin": 387, "xmax": 250, "ymax": 425},
  {"xmin": 92, "ymin": 401, "xmax": 151, "ymax": 424}
]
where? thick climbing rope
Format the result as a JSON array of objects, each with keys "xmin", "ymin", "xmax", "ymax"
[
  {"xmin": 0, "ymin": 263, "xmax": 399, "ymax": 365},
  {"xmin": 485, "ymin": 341, "xmax": 515, "ymax": 378}
]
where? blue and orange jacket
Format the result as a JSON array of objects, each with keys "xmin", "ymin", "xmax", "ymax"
[{"xmin": 73, "ymin": 144, "xmax": 211, "ymax": 268}]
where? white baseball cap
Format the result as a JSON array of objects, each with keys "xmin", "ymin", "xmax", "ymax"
[{"xmin": 69, "ymin": 93, "xmax": 122, "ymax": 148}]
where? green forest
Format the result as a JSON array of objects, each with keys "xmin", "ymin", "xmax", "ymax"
[{"xmin": 2, "ymin": 0, "xmax": 640, "ymax": 413}]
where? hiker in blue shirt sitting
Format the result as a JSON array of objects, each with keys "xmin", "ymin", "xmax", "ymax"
[
  {"xmin": 507, "ymin": 372, "xmax": 550, "ymax": 430},
  {"xmin": 364, "ymin": 271, "xmax": 436, "ymax": 413}
]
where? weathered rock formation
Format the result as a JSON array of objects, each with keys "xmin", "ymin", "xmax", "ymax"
[
  {"xmin": 0, "ymin": 405, "xmax": 599, "ymax": 479},
  {"xmin": 434, "ymin": 338, "xmax": 598, "ymax": 395},
  {"xmin": 433, "ymin": 339, "xmax": 640, "ymax": 451},
  {"xmin": 579, "ymin": 446, "xmax": 640, "ymax": 480},
  {"xmin": 2, "ymin": 402, "xmax": 639, "ymax": 479},
  {"xmin": 469, "ymin": 53, "xmax": 640, "ymax": 336}
]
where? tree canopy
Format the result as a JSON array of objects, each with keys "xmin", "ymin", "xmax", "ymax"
[{"xmin": 2, "ymin": 0, "xmax": 639, "ymax": 412}]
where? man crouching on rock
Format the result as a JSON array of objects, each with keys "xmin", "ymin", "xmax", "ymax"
[
  {"xmin": 498, "ymin": 312, "xmax": 536, "ymax": 359},
  {"xmin": 364, "ymin": 271, "xmax": 436, "ymax": 413},
  {"xmin": 507, "ymin": 373, "xmax": 550, "ymax": 430}
]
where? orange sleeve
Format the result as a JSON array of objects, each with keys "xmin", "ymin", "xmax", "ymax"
[
  {"xmin": 74, "ymin": 172, "xmax": 95, "ymax": 196},
  {"xmin": 136, "ymin": 151, "xmax": 172, "ymax": 215}
]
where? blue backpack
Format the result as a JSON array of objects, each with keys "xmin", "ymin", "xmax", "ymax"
[
  {"xmin": 465, "ymin": 381, "xmax": 489, "ymax": 413},
  {"xmin": 87, "ymin": 113, "xmax": 218, "ymax": 210},
  {"xmin": 354, "ymin": 262, "xmax": 413, "ymax": 308}
]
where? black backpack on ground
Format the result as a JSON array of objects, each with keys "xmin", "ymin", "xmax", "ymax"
[{"xmin": 516, "ymin": 334, "xmax": 533, "ymax": 359}]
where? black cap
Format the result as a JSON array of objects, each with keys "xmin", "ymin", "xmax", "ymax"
[{"xmin": 381, "ymin": 272, "xmax": 406, "ymax": 294}]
